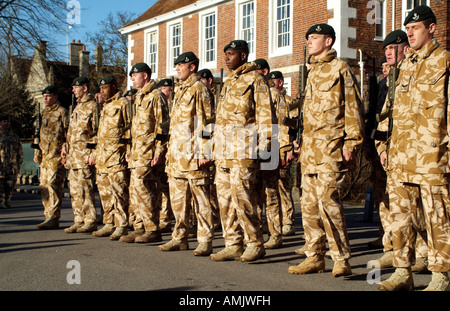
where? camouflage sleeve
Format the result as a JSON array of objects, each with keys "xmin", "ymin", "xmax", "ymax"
[
  {"xmin": 343, "ymin": 65, "xmax": 364, "ymax": 153},
  {"xmin": 254, "ymin": 77, "xmax": 274, "ymax": 155},
  {"xmin": 197, "ymin": 86, "xmax": 212, "ymax": 158},
  {"xmin": 154, "ymin": 94, "xmax": 167, "ymax": 158},
  {"xmin": 62, "ymin": 107, "xmax": 69, "ymax": 142},
  {"xmin": 375, "ymin": 96, "xmax": 389, "ymax": 156}
]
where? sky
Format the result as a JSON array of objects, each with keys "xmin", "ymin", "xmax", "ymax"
[{"xmin": 53, "ymin": 0, "xmax": 158, "ymax": 61}]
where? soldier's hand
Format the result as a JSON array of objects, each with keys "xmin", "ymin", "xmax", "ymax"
[
  {"xmin": 380, "ymin": 151, "xmax": 387, "ymax": 170},
  {"xmin": 293, "ymin": 141, "xmax": 300, "ymax": 154},
  {"xmin": 33, "ymin": 154, "xmax": 39, "ymax": 164},
  {"xmin": 286, "ymin": 152, "xmax": 295, "ymax": 164},
  {"xmin": 125, "ymin": 152, "xmax": 130, "ymax": 162},
  {"xmin": 342, "ymin": 149, "xmax": 353, "ymax": 164},
  {"xmin": 151, "ymin": 156, "xmax": 162, "ymax": 167},
  {"xmin": 198, "ymin": 158, "xmax": 210, "ymax": 168},
  {"xmin": 88, "ymin": 157, "xmax": 95, "ymax": 166}
]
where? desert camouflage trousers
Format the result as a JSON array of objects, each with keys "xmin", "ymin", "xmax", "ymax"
[
  {"xmin": 0, "ymin": 174, "xmax": 17, "ymax": 203},
  {"xmin": 39, "ymin": 166, "xmax": 65, "ymax": 220},
  {"xmin": 96, "ymin": 170, "xmax": 129, "ymax": 228},
  {"xmin": 256, "ymin": 169, "xmax": 281, "ymax": 236},
  {"xmin": 156, "ymin": 165, "xmax": 172, "ymax": 229},
  {"xmin": 216, "ymin": 167, "xmax": 264, "ymax": 247},
  {"xmin": 169, "ymin": 175, "xmax": 214, "ymax": 243},
  {"xmin": 129, "ymin": 166, "xmax": 160, "ymax": 232},
  {"xmin": 279, "ymin": 167, "xmax": 295, "ymax": 226},
  {"xmin": 68, "ymin": 167, "xmax": 96, "ymax": 224},
  {"xmin": 387, "ymin": 177, "xmax": 450, "ymax": 272},
  {"xmin": 301, "ymin": 172, "xmax": 351, "ymax": 261}
]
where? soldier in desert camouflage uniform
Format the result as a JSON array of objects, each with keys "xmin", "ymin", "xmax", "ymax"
[
  {"xmin": 0, "ymin": 115, "xmax": 23, "ymax": 208},
  {"xmin": 34, "ymin": 86, "xmax": 69, "ymax": 229},
  {"xmin": 376, "ymin": 6, "xmax": 450, "ymax": 291},
  {"xmin": 288, "ymin": 24, "xmax": 364, "ymax": 277},
  {"xmin": 63, "ymin": 76, "xmax": 98, "ymax": 234},
  {"xmin": 209, "ymin": 40, "xmax": 276, "ymax": 262},
  {"xmin": 158, "ymin": 52, "xmax": 215, "ymax": 256},
  {"xmin": 119, "ymin": 62, "xmax": 169, "ymax": 244},
  {"xmin": 91, "ymin": 75, "xmax": 130, "ymax": 240},
  {"xmin": 269, "ymin": 71, "xmax": 296, "ymax": 237}
]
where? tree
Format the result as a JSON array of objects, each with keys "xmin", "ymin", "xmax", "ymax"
[{"xmin": 85, "ymin": 11, "xmax": 136, "ymax": 69}]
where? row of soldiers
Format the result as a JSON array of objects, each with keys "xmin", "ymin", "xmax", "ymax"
[{"xmin": 31, "ymin": 5, "xmax": 450, "ymax": 290}]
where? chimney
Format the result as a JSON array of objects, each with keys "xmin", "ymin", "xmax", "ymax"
[
  {"xmin": 79, "ymin": 45, "xmax": 90, "ymax": 77},
  {"xmin": 95, "ymin": 43, "xmax": 103, "ymax": 73},
  {"xmin": 37, "ymin": 40, "xmax": 47, "ymax": 59},
  {"xmin": 69, "ymin": 40, "xmax": 84, "ymax": 66}
]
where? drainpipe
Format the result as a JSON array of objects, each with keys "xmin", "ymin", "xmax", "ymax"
[{"xmin": 358, "ymin": 49, "xmax": 364, "ymax": 100}]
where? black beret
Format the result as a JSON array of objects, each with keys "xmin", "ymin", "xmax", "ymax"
[
  {"xmin": 269, "ymin": 71, "xmax": 283, "ymax": 80},
  {"xmin": 380, "ymin": 55, "xmax": 387, "ymax": 65},
  {"xmin": 71, "ymin": 76, "xmax": 90, "ymax": 87},
  {"xmin": 198, "ymin": 69, "xmax": 213, "ymax": 79},
  {"xmin": 42, "ymin": 85, "xmax": 58, "ymax": 95},
  {"xmin": 253, "ymin": 59, "xmax": 270, "ymax": 70},
  {"xmin": 124, "ymin": 89, "xmax": 138, "ymax": 97},
  {"xmin": 404, "ymin": 5, "xmax": 436, "ymax": 26},
  {"xmin": 129, "ymin": 62, "xmax": 151, "ymax": 76},
  {"xmin": 223, "ymin": 40, "xmax": 249, "ymax": 53},
  {"xmin": 98, "ymin": 75, "xmax": 116, "ymax": 86},
  {"xmin": 382, "ymin": 30, "xmax": 408, "ymax": 49},
  {"xmin": 174, "ymin": 51, "xmax": 198, "ymax": 65},
  {"xmin": 305, "ymin": 23, "xmax": 336, "ymax": 41},
  {"xmin": 157, "ymin": 78, "xmax": 174, "ymax": 88}
]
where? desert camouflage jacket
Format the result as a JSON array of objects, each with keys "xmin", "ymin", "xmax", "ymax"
[
  {"xmin": 0, "ymin": 129, "xmax": 23, "ymax": 176},
  {"xmin": 128, "ymin": 80, "xmax": 169, "ymax": 168},
  {"xmin": 269, "ymin": 80, "xmax": 292, "ymax": 158},
  {"xmin": 65, "ymin": 94, "xmax": 98, "ymax": 169},
  {"xmin": 213, "ymin": 62, "xmax": 276, "ymax": 169},
  {"xmin": 35, "ymin": 101, "xmax": 69, "ymax": 169},
  {"xmin": 165, "ymin": 73, "xmax": 212, "ymax": 178},
  {"xmin": 300, "ymin": 49, "xmax": 364, "ymax": 174},
  {"xmin": 94, "ymin": 92, "xmax": 129, "ymax": 173},
  {"xmin": 377, "ymin": 39, "xmax": 450, "ymax": 185}
]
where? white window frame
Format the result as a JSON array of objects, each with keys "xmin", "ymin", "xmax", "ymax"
[
  {"xmin": 199, "ymin": 8, "xmax": 218, "ymax": 69},
  {"xmin": 235, "ymin": 0, "xmax": 256, "ymax": 60},
  {"xmin": 401, "ymin": 0, "xmax": 430, "ymax": 30},
  {"xmin": 374, "ymin": 0, "xmax": 386, "ymax": 41},
  {"xmin": 167, "ymin": 19, "xmax": 183, "ymax": 76},
  {"xmin": 282, "ymin": 77, "xmax": 292, "ymax": 97},
  {"xmin": 144, "ymin": 27, "xmax": 158, "ymax": 79},
  {"xmin": 269, "ymin": 0, "xmax": 293, "ymax": 57}
]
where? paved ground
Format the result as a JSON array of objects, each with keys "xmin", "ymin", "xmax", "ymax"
[{"xmin": 0, "ymin": 185, "xmax": 439, "ymax": 304}]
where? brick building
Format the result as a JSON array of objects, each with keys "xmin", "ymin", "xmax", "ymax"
[{"xmin": 120, "ymin": 0, "xmax": 449, "ymax": 103}]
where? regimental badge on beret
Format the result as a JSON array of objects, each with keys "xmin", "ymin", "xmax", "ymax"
[
  {"xmin": 253, "ymin": 59, "xmax": 270, "ymax": 70},
  {"xmin": 98, "ymin": 75, "xmax": 116, "ymax": 86},
  {"xmin": 403, "ymin": 5, "xmax": 436, "ymax": 26},
  {"xmin": 270, "ymin": 71, "xmax": 283, "ymax": 80},
  {"xmin": 174, "ymin": 51, "xmax": 198, "ymax": 66},
  {"xmin": 71, "ymin": 76, "xmax": 89, "ymax": 87},
  {"xmin": 129, "ymin": 62, "xmax": 151, "ymax": 76},
  {"xmin": 382, "ymin": 29, "xmax": 408, "ymax": 49},
  {"xmin": 157, "ymin": 78, "xmax": 174, "ymax": 88},
  {"xmin": 306, "ymin": 23, "xmax": 336, "ymax": 41},
  {"xmin": 223, "ymin": 40, "xmax": 249, "ymax": 53},
  {"xmin": 198, "ymin": 69, "xmax": 213, "ymax": 79}
]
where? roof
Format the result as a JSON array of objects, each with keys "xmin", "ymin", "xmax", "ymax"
[{"xmin": 124, "ymin": 0, "xmax": 197, "ymax": 28}]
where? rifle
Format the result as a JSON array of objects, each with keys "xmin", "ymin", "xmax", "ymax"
[
  {"xmin": 86, "ymin": 102, "xmax": 99, "ymax": 149},
  {"xmin": 31, "ymin": 101, "xmax": 41, "ymax": 150},
  {"xmin": 372, "ymin": 46, "xmax": 399, "ymax": 168},
  {"xmin": 118, "ymin": 89, "xmax": 135, "ymax": 145},
  {"xmin": 282, "ymin": 46, "xmax": 308, "ymax": 149},
  {"xmin": 203, "ymin": 68, "xmax": 223, "ymax": 134}
]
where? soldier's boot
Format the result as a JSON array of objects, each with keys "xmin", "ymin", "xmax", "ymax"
[
  {"xmin": 367, "ymin": 237, "xmax": 383, "ymax": 249},
  {"xmin": 209, "ymin": 245, "xmax": 244, "ymax": 261},
  {"xmin": 239, "ymin": 246, "xmax": 266, "ymax": 262},
  {"xmin": 369, "ymin": 250, "xmax": 393, "ymax": 268},
  {"xmin": 158, "ymin": 238, "xmax": 189, "ymax": 251},
  {"xmin": 109, "ymin": 227, "xmax": 128, "ymax": 241},
  {"xmin": 119, "ymin": 228, "xmax": 145, "ymax": 243},
  {"xmin": 64, "ymin": 222, "xmax": 84, "ymax": 233},
  {"xmin": 332, "ymin": 260, "xmax": 352, "ymax": 277},
  {"xmin": 160, "ymin": 223, "xmax": 172, "ymax": 233},
  {"xmin": 377, "ymin": 268, "xmax": 414, "ymax": 291},
  {"xmin": 288, "ymin": 255, "xmax": 325, "ymax": 275},
  {"xmin": 411, "ymin": 257, "xmax": 428, "ymax": 273},
  {"xmin": 135, "ymin": 231, "xmax": 162, "ymax": 243},
  {"xmin": 5, "ymin": 199, "xmax": 11, "ymax": 208},
  {"xmin": 282, "ymin": 224, "xmax": 295, "ymax": 236},
  {"xmin": 193, "ymin": 242, "xmax": 213, "ymax": 256},
  {"xmin": 264, "ymin": 235, "xmax": 282, "ymax": 249},
  {"xmin": 92, "ymin": 224, "xmax": 115, "ymax": 237},
  {"xmin": 423, "ymin": 272, "xmax": 450, "ymax": 291},
  {"xmin": 76, "ymin": 222, "xmax": 97, "ymax": 233},
  {"xmin": 37, "ymin": 218, "xmax": 59, "ymax": 230}
]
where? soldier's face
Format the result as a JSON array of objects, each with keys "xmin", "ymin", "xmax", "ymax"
[
  {"xmin": 131, "ymin": 72, "xmax": 148, "ymax": 89},
  {"xmin": 405, "ymin": 21, "xmax": 435, "ymax": 51},
  {"xmin": 176, "ymin": 62, "xmax": 194, "ymax": 81},
  {"xmin": 159, "ymin": 86, "xmax": 172, "ymax": 99},
  {"xmin": 72, "ymin": 85, "xmax": 87, "ymax": 99},
  {"xmin": 100, "ymin": 84, "xmax": 116, "ymax": 100},
  {"xmin": 382, "ymin": 62, "xmax": 390, "ymax": 77},
  {"xmin": 43, "ymin": 93, "xmax": 58, "ymax": 107},
  {"xmin": 200, "ymin": 77, "xmax": 213, "ymax": 90},
  {"xmin": 224, "ymin": 49, "xmax": 246, "ymax": 71},
  {"xmin": 307, "ymin": 34, "xmax": 332, "ymax": 58},
  {"xmin": 0, "ymin": 119, "xmax": 10, "ymax": 131},
  {"xmin": 272, "ymin": 78, "xmax": 284, "ymax": 91},
  {"xmin": 384, "ymin": 43, "xmax": 408, "ymax": 66}
]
